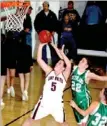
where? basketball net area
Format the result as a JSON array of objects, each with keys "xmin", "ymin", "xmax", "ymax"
[{"xmin": 1, "ymin": 0, "xmax": 30, "ymax": 32}]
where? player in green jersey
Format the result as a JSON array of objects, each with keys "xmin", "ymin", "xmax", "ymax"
[
  {"xmin": 70, "ymin": 88, "xmax": 107, "ymax": 126},
  {"xmin": 71, "ymin": 57, "xmax": 107, "ymax": 125}
]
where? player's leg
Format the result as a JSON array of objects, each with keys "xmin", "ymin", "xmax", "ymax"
[
  {"xmin": 6, "ymin": 68, "xmax": 11, "ymax": 94},
  {"xmin": 81, "ymin": 123, "xmax": 87, "ymax": 126},
  {"xmin": 58, "ymin": 122, "xmax": 68, "ymax": 126},
  {"xmin": 24, "ymin": 67, "xmax": 30, "ymax": 92},
  {"xmin": 73, "ymin": 111, "xmax": 86, "ymax": 126},
  {"xmin": 0, "ymin": 76, "xmax": 6, "ymax": 106},
  {"xmin": 19, "ymin": 73, "xmax": 25, "ymax": 101},
  {"xmin": 24, "ymin": 72, "xmax": 30, "ymax": 101},
  {"xmin": 23, "ymin": 98, "xmax": 49, "ymax": 125},
  {"xmin": 1, "ymin": 63, "xmax": 7, "ymax": 106},
  {"xmin": 81, "ymin": 116, "xmax": 88, "ymax": 126},
  {"xmin": 72, "ymin": 108, "xmax": 83, "ymax": 126},
  {"xmin": 23, "ymin": 63, "xmax": 31, "ymax": 101},
  {"xmin": 9, "ymin": 69, "xmax": 16, "ymax": 97},
  {"xmin": 81, "ymin": 98, "xmax": 91, "ymax": 126},
  {"xmin": 19, "ymin": 73, "xmax": 24, "ymax": 93},
  {"xmin": 52, "ymin": 103, "xmax": 68, "ymax": 126},
  {"xmin": 10, "ymin": 69, "xmax": 16, "ymax": 87},
  {"xmin": 22, "ymin": 117, "xmax": 41, "ymax": 126},
  {"xmin": 22, "ymin": 118, "xmax": 34, "ymax": 126},
  {"xmin": 72, "ymin": 97, "xmax": 90, "ymax": 126}
]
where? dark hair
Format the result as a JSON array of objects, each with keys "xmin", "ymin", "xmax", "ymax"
[
  {"xmin": 68, "ymin": 1, "xmax": 74, "ymax": 5},
  {"xmin": 64, "ymin": 14, "xmax": 69, "ymax": 17},
  {"xmin": 104, "ymin": 88, "xmax": 107, "ymax": 104},
  {"xmin": 29, "ymin": 6, "xmax": 33, "ymax": 10},
  {"xmin": 52, "ymin": 59, "xmax": 66, "ymax": 68},
  {"xmin": 79, "ymin": 57, "xmax": 105, "ymax": 75}
]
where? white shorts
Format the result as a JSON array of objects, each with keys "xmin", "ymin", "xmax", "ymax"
[{"xmin": 31, "ymin": 97, "xmax": 65, "ymax": 123}]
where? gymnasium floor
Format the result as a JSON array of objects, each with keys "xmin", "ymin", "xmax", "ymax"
[{"xmin": 1, "ymin": 63, "xmax": 107, "ymax": 126}]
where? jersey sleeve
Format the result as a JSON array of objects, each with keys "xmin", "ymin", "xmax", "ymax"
[{"xmin": 73, "ymin": 65, "xmax": 78, "ymax": 72}]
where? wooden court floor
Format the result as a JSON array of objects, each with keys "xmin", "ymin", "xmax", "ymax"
[{"xmin": 1, "ymin": 63, "xmax": 107, "ymax": 126}]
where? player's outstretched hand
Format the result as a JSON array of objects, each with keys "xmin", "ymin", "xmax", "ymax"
[
  {"xmin": 62, "ymin": 45, "xmax": 65, "ymax": 52},
  {"xmin": 60, "ymin": 45, "xmax": 65, "ymax": 53},
  {"xmin": 70, "ymin": 100, "xmax": 77, "ymax": 108}
]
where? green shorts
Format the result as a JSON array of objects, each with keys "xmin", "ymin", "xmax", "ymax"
[{"xmin": 72, "ymin": 98, "xmax": 91, "ymax": 124}]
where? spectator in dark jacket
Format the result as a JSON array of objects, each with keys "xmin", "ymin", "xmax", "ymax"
[
  {"xmin": 34, "ymin": 1, "xmax": 57, "ymax": 34},
  {"xmin": 34, "ymin": 1, "xmax": 58, "ymax": 64},
  {"xmin": 23, "ymin": 6, "xmax": 33, "ymax": 33},
  {"xmin": 23, "ymin": 6, "xmax": 33, "ymax": 46}
]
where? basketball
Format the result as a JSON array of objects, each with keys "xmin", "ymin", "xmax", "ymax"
[{"xmin": 39, "ymin": 30, "xmax": 52, "ymax": 43}]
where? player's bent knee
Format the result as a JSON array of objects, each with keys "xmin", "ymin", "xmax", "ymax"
[
  {"xmin": 10, "ymin": 75, "xmax": 15, "ymax": 79},
  {"xmin": 81, "ymin": 123, "xmax": 87, "ymax": 126},
  {"xmin": 22, "ymin": 118, "xmax": 33, "ymax": 126}
]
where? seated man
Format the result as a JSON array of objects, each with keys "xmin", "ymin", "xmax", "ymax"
[{"xmin": 60, "ymin": 14, "xmax": 77, "ymax": 61}]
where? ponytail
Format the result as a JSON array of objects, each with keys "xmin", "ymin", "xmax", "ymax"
[
  {"xmin": 90, "ymin": 67, "xmax": 105, "ymax": 76},
  {"xmin": 104, "ymin": 88, "xmax": 107, "ymax": 104},
  {"xmin": 85, "ymin": 58, "xmax": 104, "ymax": 75}
]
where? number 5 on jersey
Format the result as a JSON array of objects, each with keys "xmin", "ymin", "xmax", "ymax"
[{"xmin": 51, "ymin": 82, "xmax": 56, "ymax": 91}]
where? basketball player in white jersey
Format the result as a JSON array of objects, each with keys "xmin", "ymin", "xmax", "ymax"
[{"xmin": 22, "ymin": 42, "xmax": 71, "ymax": 126}]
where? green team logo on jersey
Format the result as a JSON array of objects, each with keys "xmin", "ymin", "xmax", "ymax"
[{"xmin": 72, "ymin": 75, "xmax": 84, "ymax": 93}]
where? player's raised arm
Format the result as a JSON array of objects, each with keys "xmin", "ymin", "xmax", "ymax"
[
  {"xmin": 50, "ymin": 42, "xmax": 63, "ymax": 60},
  {"xmin": 37, "ymin": 43, "xmax": 52, "ymax": 75},
  {"xmin": 87, "ymin": 72, "xmax": 107, "ymax": 82},
  {"xmin": 70, "ymin": 100, "xmax": 98, "ymax": 117},
  {"xmin": 60, "ymin": 45, "xmax": 71, "ymax": 81}
]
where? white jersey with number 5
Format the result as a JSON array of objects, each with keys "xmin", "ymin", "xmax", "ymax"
[{"xmin": 42, "ymin": 71, "xmax": 66, "ymax": 104}]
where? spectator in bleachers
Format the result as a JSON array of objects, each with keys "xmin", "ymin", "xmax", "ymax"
[
  {"xmin": 69, "ymin": 11, "xmax": 79, "ymax": 30},
  {"xmin": 34, "ymin": 1, "xmax": 58, "ymax": 64},
  {"xmin": 69, "ymin": 11, "xmax": 79, "ymax": 43},
  {"xmin": 60, "ymin": 15, "xmax": 77, "ymax": 61},
  {"xmin": 80, "ymin": 1, "xmax": 103, "ymax": 50},
  {"xmin": 85, "ymin": 1, "xmax": 102, "ymax": 25},
  {"xmin": 59, "ymin": 1, "xmax": 80, "ymax": 24}
]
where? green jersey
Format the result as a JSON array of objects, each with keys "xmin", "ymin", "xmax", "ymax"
[
  {"xmin": 71, "ymin": 66, "xmax": 91, "ymax": 104},
  {"xmin": 87, "ymin": 102, "xmax": 107, "ymax": 126}
]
